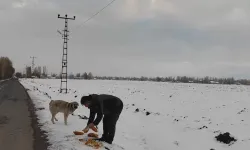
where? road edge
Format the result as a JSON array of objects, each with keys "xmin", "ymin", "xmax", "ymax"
[{"xmin": 17, "ymin": 79, "xmax": 50, "ymax": 150}]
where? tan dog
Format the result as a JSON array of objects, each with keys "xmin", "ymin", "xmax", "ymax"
[{"xmin": 49, "ymin": 100, "xmax": 79, "ymax": 125}]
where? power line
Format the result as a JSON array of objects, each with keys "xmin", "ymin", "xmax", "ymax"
[{"xmin": 74, "ymin": 0, "xmax": 117, "ymax": 29}]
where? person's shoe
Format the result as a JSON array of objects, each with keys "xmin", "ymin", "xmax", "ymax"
[
  {"xmin": 105, "ymin": 139, "xmax": 112, "ymax": 144},
  {"xmin": 94, "ymin": 137, "xmax": 106, "ymax": 142}
]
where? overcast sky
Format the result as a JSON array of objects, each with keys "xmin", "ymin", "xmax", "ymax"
[{"xmin": 1, "ymin": 0, "xmax": 250, "ymax": 78}]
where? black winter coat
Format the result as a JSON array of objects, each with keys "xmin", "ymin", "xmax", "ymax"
[{"xmin": 87, "ymin": 94, "xmax": 123, "ymax": 126}]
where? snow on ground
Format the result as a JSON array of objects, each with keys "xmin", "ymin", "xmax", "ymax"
[
  {"xmin": 0, "ymin": 78, "xmax": 10, "ymax": 91},
  {"xmin": 0, "ymin": 78, "xmax": 11, "ymax": 83},
  {"xmin": 20, "ymin": 78, "xmax": 250, "ymax": 150}
]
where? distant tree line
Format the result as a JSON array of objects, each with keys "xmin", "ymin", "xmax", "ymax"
[
  {"xmin": 50, "ymin": 72, "xmax": 94, "ymax": 80},
  {"xmin": 93, "ymin": 75, "xmax": 250, "ymax": 85},
  {"xmin": 19, "ymin": 69, "xmax": 250, "ymax": 86},
  {"xmin": 69, "ymin": 72, "xmax": 94, "ymax": 80},
  {"xmin": 0, "ymin": 57, "xmax": 15, "ymax": 80}
]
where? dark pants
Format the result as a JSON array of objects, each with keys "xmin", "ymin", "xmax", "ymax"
[{"xmin": 102, "ymin": 103, "xmax": 123, "ymax": 143}]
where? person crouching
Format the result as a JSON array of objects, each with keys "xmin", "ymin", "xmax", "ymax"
[{"xmin": 81, "ymin": 94, "xmax": 123, "ymax": 144}]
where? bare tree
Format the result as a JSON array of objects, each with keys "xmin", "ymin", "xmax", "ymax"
[
  {"xmin": 76, "ymin": 73, "xmax": 81, "ymax": 78},
  {"xmin": 0, "ymin": 57, "xmax": 15, "ymax": 80},
  {"xmin": 82, "ymin": 72, "xmax": 88, "ymax": 79},
  {"xmin": 87, "ymin": 72, "xmax": 93, "ymax": 79}
]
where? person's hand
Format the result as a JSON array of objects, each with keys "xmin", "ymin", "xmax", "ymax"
[
  {"xmin": 88, "ymin": 123, "xmax": 98, "ymax": 132},
  {"xmin": 88, "ymin": 123, "xmax": 95, "ymax": 128},
  {"xmin": 83, "ymin": 126, "xmax": 89, "ymax": 133}
]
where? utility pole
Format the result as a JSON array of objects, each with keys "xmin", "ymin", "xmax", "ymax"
[
  {"xmin": 57, "ymin": 14, "xmax": 75, "ymax": 93},
  {"xmin": 30, "ymin": 56, "xmax": 36, "ymax": 73}
]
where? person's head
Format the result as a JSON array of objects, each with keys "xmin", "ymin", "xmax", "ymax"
[{"xmin": 80, "ymin": 95, "xmax": 92, "ymax": 108}]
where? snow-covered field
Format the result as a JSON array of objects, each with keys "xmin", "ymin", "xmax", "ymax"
[{"xmin": 20, "ymin": 78, "xmax": 250, "ymax": 150}]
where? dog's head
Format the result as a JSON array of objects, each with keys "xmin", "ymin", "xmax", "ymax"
[{"xmin": 70, "ymin": 101, "xmax": 79, "ymax": 110}]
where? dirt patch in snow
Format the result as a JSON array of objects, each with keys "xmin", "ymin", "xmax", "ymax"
[{"xmin": 215, "ymin": 132, "xmax": 237, "ymax": 145}]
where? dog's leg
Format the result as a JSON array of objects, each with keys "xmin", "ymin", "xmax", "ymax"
[
  {"xmin": 64, "ymin": 113, "xmax": 69, "ymax": 125},
  {"xmin": 49, "ymin": 106, "xmax": 56, "ymax": 124},
  {"xmin": 55, "ymin": 117, "xmax": 58, "ymax": 121},
  {"xmin": 51, "ymin": 113, "xmax": 56, "ymax": 124}
]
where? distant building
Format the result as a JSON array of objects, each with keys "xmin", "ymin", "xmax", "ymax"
[
  {"xmin": 26, "ymin": 66, "xmax": 32, "ymax": 78},
  {"xmin": 38, "ymin": 66, "xmax": 42, "ymax": 75},
  {"xmin": 43, "ymin": 66, "xmax": 47, "ymax": 76}
]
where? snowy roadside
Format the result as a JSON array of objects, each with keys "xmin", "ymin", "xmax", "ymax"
[
  {"xmin": 0, "ymin": 78, "xmax": 11, "ymax": 83},
  {"xmin": 21, "ymin": 82, "xmax": 102, "ymax": 150},
  {"xmin": 0, "ymin": 78, "xmax": 12, "ymax": 91},
  {"xmin": 20, "ymin": 78, "xmax": 250, "ymax": 150}
]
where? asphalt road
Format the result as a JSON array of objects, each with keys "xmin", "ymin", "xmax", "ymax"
[{"xmin": 0, "ymin": 78, "xmax": 49, "ymax": 150}]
